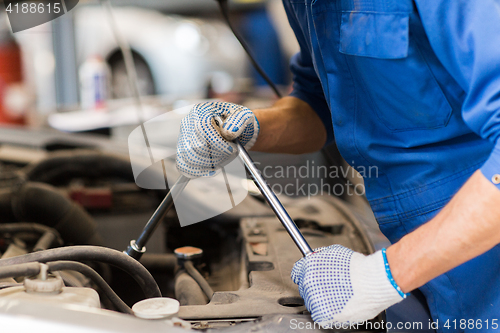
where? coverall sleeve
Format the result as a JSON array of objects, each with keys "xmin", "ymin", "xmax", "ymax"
[
  {"xmin": 414, "ymin": 0, "xmax": 500, "ymax": 188},
  {"xmin": 282, "ymin": 1, "xmax": 335, "ymax": 145}
]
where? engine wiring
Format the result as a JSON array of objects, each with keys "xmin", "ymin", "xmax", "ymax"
[
  {"xmin": 46, "ymin": 261, "xmax": 133, "ymax": 314},
  {"xmin": 0, "ymin": 245, "xmax": 162, "ymax": 299},
  {"xmin": 0, "ymin": 261, "xmax": 132, "ymax": 314}
]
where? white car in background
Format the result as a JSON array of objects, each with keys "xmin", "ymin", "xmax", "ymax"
[
  {"xmin": 11, "ymin": 4, "xmax": 247, "ymax": 115},
  {"xmin": 74, "ymin": 5, "xmax": 247, "ymax": 98}
]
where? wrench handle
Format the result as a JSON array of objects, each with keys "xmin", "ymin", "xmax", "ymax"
[{"xmin": 235, "ymin": 140, "xmax": 313, "ymax": 257}]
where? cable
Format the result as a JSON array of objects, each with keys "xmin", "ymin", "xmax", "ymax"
[
  {"xmin": 0, "ymin": 261, "xmax": 132, "ymax": 314},
  {"xmin": 0, "ymin": 246, "xmax": 161, "ymax": 299},
  {"xmin": 217, "ymin": 0, "xmax": 346, "ymax": 189},
  {"xmin": 99, "ymin": 0, "xmax": 168, "ymax": 190},
  {"xmin": 184, "ymin": 260, "xmax": 214, "ymax": 300},
  {"xmin": 0, "ymin": 262, "xmax": 41, "ymax": 280},
  {"xmin": 100, "ymin": 0, "xmax": 145, "ymax": 123},
  {"xmin": 175, "ymin": 271, "xmax": 208, "ymax": 306},
  {"xmin": 216, "ymin": 0, "xmax": 283, "ymax": 99},
  {"xmin": 46, "ymin": 261, "xmax": 133, "ymax": 314},
  {"xmin": 218, "ymin": 0, "xmax": 344, "ymax": 200}
]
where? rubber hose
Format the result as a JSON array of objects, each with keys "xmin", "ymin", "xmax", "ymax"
[
  {"xmin": 175, "ymin": 271, "xmax": 208, "ymax": 305},
  {"xmin": 23, "ymin": 150, "xmax": 135, "ymax": 184},
  {"xmin": 0, "ymin": 190, "xmax": 19, "ymax": 222},
  {"xmin": 0, "ymin": 262, "xmax": 40, "ymax": 280},
  {"xmin": 184, "ymin": 260, "xmax": 214, "ymax": 300},
  {"xmin": 47, "ymin": 261, "xmax": 133, "ymax": 314},
  {"xmin": 11, "ymin": 182, "xmax": 103, "ymax": 246},
  {"xmin": 0, "ymin": 246, "xmax": 161, "ymax": 299}
]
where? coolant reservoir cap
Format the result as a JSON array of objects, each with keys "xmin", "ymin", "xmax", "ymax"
[
  {"xmin": 24, "ymin": 276, "xmax": 64, "ymax": 294},
  {"xmin": 174, "ymin": 246, "xmax": 203, "ymax": 260},
  {"xmin": 132, "ymin": 297, "xmax": 180, "ymax": 319}
]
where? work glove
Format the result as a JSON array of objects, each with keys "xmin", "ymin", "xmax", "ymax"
[
  {"xmin": 291, "ymin": 245, "xmax": 408, "ymax": 328},
  {"xmin": 176, "ymin": 101, "xmax": 259, "ymax": 178}
]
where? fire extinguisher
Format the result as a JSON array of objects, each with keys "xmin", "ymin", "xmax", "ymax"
[{"xmin": 0, "ymin": 36, "xmax": 25, "ymax": 125}]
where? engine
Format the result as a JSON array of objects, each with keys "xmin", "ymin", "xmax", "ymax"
[{"xmin": 0, "ymin": 131, "xmax": 400, "ymax": 333}]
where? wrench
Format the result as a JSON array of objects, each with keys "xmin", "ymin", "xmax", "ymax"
[
  {"xmin": 125, "ymin": 134, "xmax": 313, "ymax": 259},
  {"xmin": 234, "ymin": 139, "xmax": 313, "ymax": 256}
]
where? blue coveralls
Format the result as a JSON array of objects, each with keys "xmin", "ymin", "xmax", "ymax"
[{"xmin": 282, "ymin": 0, "xmax": 500, "ymax": 331}]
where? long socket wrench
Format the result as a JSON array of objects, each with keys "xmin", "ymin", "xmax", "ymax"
[
  {"xmin": 235, "ymin": 139, "xmax": 313, "ymax": 256},
  {"xmin": 125, "ymin": 140, "xmax": 313, "ymax": 259},
  {"xmin": 125, "ymin": 175, "xmax": 189, "ymax": 259}
]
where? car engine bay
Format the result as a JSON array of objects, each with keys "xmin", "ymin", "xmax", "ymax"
[{"xmin": 0, "ymin": 129, "xmax": 433, "ymax": 333}]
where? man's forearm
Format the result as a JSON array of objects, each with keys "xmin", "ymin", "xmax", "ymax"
[
  {"xmin": 387, "ymin": 170, "xmax": 500, "ymax": 293},
  {"xmin": 251, "ymin": 96, "xmax": 327, "ymax": 154}
]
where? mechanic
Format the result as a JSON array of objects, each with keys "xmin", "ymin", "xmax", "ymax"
[{"xmin": 175, "ymin": 0, "xmax": 500, "ymax": 331}]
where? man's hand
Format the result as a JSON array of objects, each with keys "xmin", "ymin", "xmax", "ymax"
[
  {"xmin": 176, "ymin": 101, "xmax": 259, "ymax": 178},
  {"xmin": 291, "ymin": 245, "xmax": 406, "ymax": 327}
]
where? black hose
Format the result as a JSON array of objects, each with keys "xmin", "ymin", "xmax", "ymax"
[
  {"xmin": 0, "ymin": 223, "xmax": 63, "ymax": 247},
  {"xmin": 23, "ymin": 150, "xmax": 135, "ymax": 185},
  {"xmin": 0, "ymin": 151, "xmax": 137, "ymax": 246},
  {"xmin": 9, "ymin": 182, "xmax": 103, "ymax": 246},
  {"xmin": 0, "ymin": 181, "xmax": 109, "ymax": 280},
  {"xmin": 175, "ymin": 271, "xmax": 208, "ymax": 306},
  {"xmin": 46, "ymin": 261, "xmax": 133, "ymax": 314},
  {"xmin": 216, "ymin": 0, "xmax": 282, "ymax": 99},
  {"xmin": 184, "ymin": 260, "xmax": 214, "ymax": 300},
  {"xmin": 0, "ymin": 246, "xmax": 161, "ymax": 299},
  {"xmin": 0, "ymin": 190, "xmax": 16, "ymax": 222},
  {"xmin": 0, "ymin": 262, "xmax": 40, "ymax": 280}
]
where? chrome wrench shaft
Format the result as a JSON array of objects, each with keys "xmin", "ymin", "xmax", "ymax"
[{"xmin": 235, "ymin": 139, "xmax": 313, "ymax": 256}]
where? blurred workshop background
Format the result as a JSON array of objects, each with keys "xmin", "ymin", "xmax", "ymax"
[
  {"xmin": 0, "ymin": 0, "xmax": 369, "ymax": 213},
  {"xmin": 0, "ymin": 0, "xmax": 298, "ymax": 132}
]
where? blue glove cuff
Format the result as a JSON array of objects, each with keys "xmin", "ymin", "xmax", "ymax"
[{"xmin": 381, "ymin": 248, "xmax": 410, "ymax": 299}]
